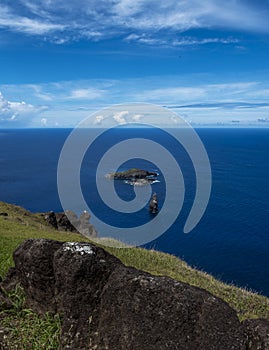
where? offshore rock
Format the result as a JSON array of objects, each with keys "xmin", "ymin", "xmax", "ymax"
[
  {"xmin": 107, "ymin": 168, "xmax": 158, "ymax": 180},
  {"xmin": 106, "ymin": 168, "xmax": 159, "ymax": 186},
  {"xmin": 149, "ymin": 192, "xmax": 158, "ymax": 213}
]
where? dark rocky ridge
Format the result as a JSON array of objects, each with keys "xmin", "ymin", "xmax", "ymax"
[
  {"xmin": 42, "ymin": 210, "xmax": 97, "ymax": 238},
  {"xmin": 1, "ymin": 239, "xmax": 269, "ymax": 349}
]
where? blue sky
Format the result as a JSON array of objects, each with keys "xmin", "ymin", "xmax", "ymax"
[{"xmin": 1, "ymin": 0, "xmax": 269, "ymax": 127}]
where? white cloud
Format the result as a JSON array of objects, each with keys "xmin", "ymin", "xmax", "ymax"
[
  {"xmin": 170, "ymin": 115, "xmax": 180, "ymax": 124},
  {"xmin": 94, "ymin": 115, "xmax": 104, "ymax": 125},
  {"xmin": 134, "ymin": 81, "xmax": 265, "ymax": 105},
  {"xmin": 0, "ymin": 6, "xmax": 65, "ymax": 35},
  {"xmin": 245, "ymin": 89, "xmax": 269, "ymax": 99},
  {"xmin": 206, "ymin": 82, "xmax": 258, "ymax": 91},
  {"xmin": 137, "ymin": 86, "xmax": 206, "ymax": 103},
  {"xmin": 41, "ymin": 117, "xmax": 48, "ymax": 126},
  {"xmin": 0, "ymin": 1, "xmax": 268, "ymax": 44},
  {"xmin": 125, "ymin": 33, "xmax": 239, "ymax": 47},
  {"xmin": 132, "ymin": 114, "xmax": 143, "ymax": 122},
  {"xmin": 113, "ymin": 110, "xmax": 128, "ymax": 124},
  {"xmin": 173, "ymin": 37, "xmax": 239, "ymax": 46},
  {"xmin": 1, "ymin": 82, "xmax": 110, "ymax": 104},
  {"xmin": 68, "ymin": 88, "xmax": 105, "ymax": 100},
  {"xmin": 0, "ymin": 91, "xmax": 47, "ymax": 126},
  {"xmin": 27, "ymin": 84, "xmax": 54, "ymax": 101},
  {"xmin": 2, "ymin": 78, "xmax": 269, "ymax": 127}
]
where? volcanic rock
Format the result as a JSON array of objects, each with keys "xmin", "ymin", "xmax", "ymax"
[
  {"xmin": 243, "ymin": 319, "xmax": 269, "ymax": 350},
  {"xmin": 43, "ymin": 210, "xmax": 97, "ymax": 238},
  {"xmin": 1, "ymin": 239, "xmax": 269, "ymax": 350}
]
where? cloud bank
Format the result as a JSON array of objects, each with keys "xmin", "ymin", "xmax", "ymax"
[
  {"xmin": 0, "ymin": 1, "xmax": 268, "ymax": 45},
  {"xmin": 1, "ymin": 78, "xmax": 269, "ymax": 127}
]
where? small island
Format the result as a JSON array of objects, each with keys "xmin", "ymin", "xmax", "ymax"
[{"xmin": 106, "ymin": 168, "xmax": 158, "ymax": 186}]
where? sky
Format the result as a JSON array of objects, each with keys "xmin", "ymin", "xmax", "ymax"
[{"xmin": 1, "ymin": 0, "xmax": 269, "ymax": 127}]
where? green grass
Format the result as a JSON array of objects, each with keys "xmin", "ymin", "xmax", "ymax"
[
  {"xmin": 1, "ymin": 286, "xmax": 61, "ymax": 350},
  {"xmin": 0, "ymin": 201, "xmax": 88, "ymax": 277},
  {"xmin": 1, "ymin": 200, "xmax": 269, "ymax": 349}
]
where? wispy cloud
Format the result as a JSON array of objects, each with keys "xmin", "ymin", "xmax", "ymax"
[
  {"xmin": 0, "ymin": 79, "xmax": 266, "ymax": 106},
  {"xmin": 0, "ymin": 5, "xmax": 65, "ymax": 35},
  {"xmin": 0, "ymin": 81, "xmax": 111, "ymax": 104},
  {"xmin": 136, "ymin": 82, "xmax": 260, "ymax": 104},
  {"xmin": 68, "ymin": 88, "xmax": 106, "ymax": 100},
  {"xmin": 169, "ymin": 102, "xmax": 269, "ymax": 110},
  {"xmin": 136, "ymin": 86, "xmax": 206, "ymax": 103},
  {"xmin": 27, "ymin": 84, "xmax": 54, "ymax": 101},
  {"xmin": 124, "ymin": 33, "xmax": 239, "ymax": 47},
  {"xmin": 0, "ymin": 1, "xmax": 268, "ymax": 45}
]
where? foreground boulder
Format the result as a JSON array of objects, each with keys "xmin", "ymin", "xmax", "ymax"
[{"xmin": 1, "ymin": 239, "xmax": 269, "ymax": 350}]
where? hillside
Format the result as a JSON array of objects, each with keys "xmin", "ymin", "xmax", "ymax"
[{"xmin": 0, "ymin": 201, "xmax": 269, "ymax": 348}]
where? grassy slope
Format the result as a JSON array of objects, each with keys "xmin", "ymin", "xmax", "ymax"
[
  {"xmin": 1, "ymin": 201, "xmax": 269, "ymax": 348},
  {"xmin": 1, "ymin": 201, "xmax": 269, "ymax": 321}
]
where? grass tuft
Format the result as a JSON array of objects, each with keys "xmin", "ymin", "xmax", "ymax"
[{"xmin": 0, "ymin": 285, "xmax": 61, "ymax": 350}]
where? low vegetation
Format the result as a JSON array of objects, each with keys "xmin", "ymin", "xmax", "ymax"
[
  {"xmin": 0, "ymin": 201, "xmax": 269, "ymax": 349},
  {"xmin": 1, "ymin": 285, "xmax": 61, "ymax": 350}
]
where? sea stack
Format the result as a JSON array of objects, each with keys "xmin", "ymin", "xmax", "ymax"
[{"xmin": 149, "ymin": 192, "xmax": 158, "ymax": 213}]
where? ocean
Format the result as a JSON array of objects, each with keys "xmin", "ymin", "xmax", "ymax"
[{"xmin": 0, "ymin": 127, "xmax": 268, "ymax": 296}]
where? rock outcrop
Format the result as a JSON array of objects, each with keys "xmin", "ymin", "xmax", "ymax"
[
  {"xmin": 43, "ymin": 211, "xmax": 58, "ymax": 229},
  {"xmin": 43, "ymin": 210, "xmax": 97, "ymax": 238},
  {"xmin": 1, "ymin": 239, "xmax": 269, "ymax": 350}
]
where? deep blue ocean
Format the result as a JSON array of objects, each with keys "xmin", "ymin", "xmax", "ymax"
[{"xmin": 0, "ymin": 128, "xmax": 269, "ymax": 296}]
